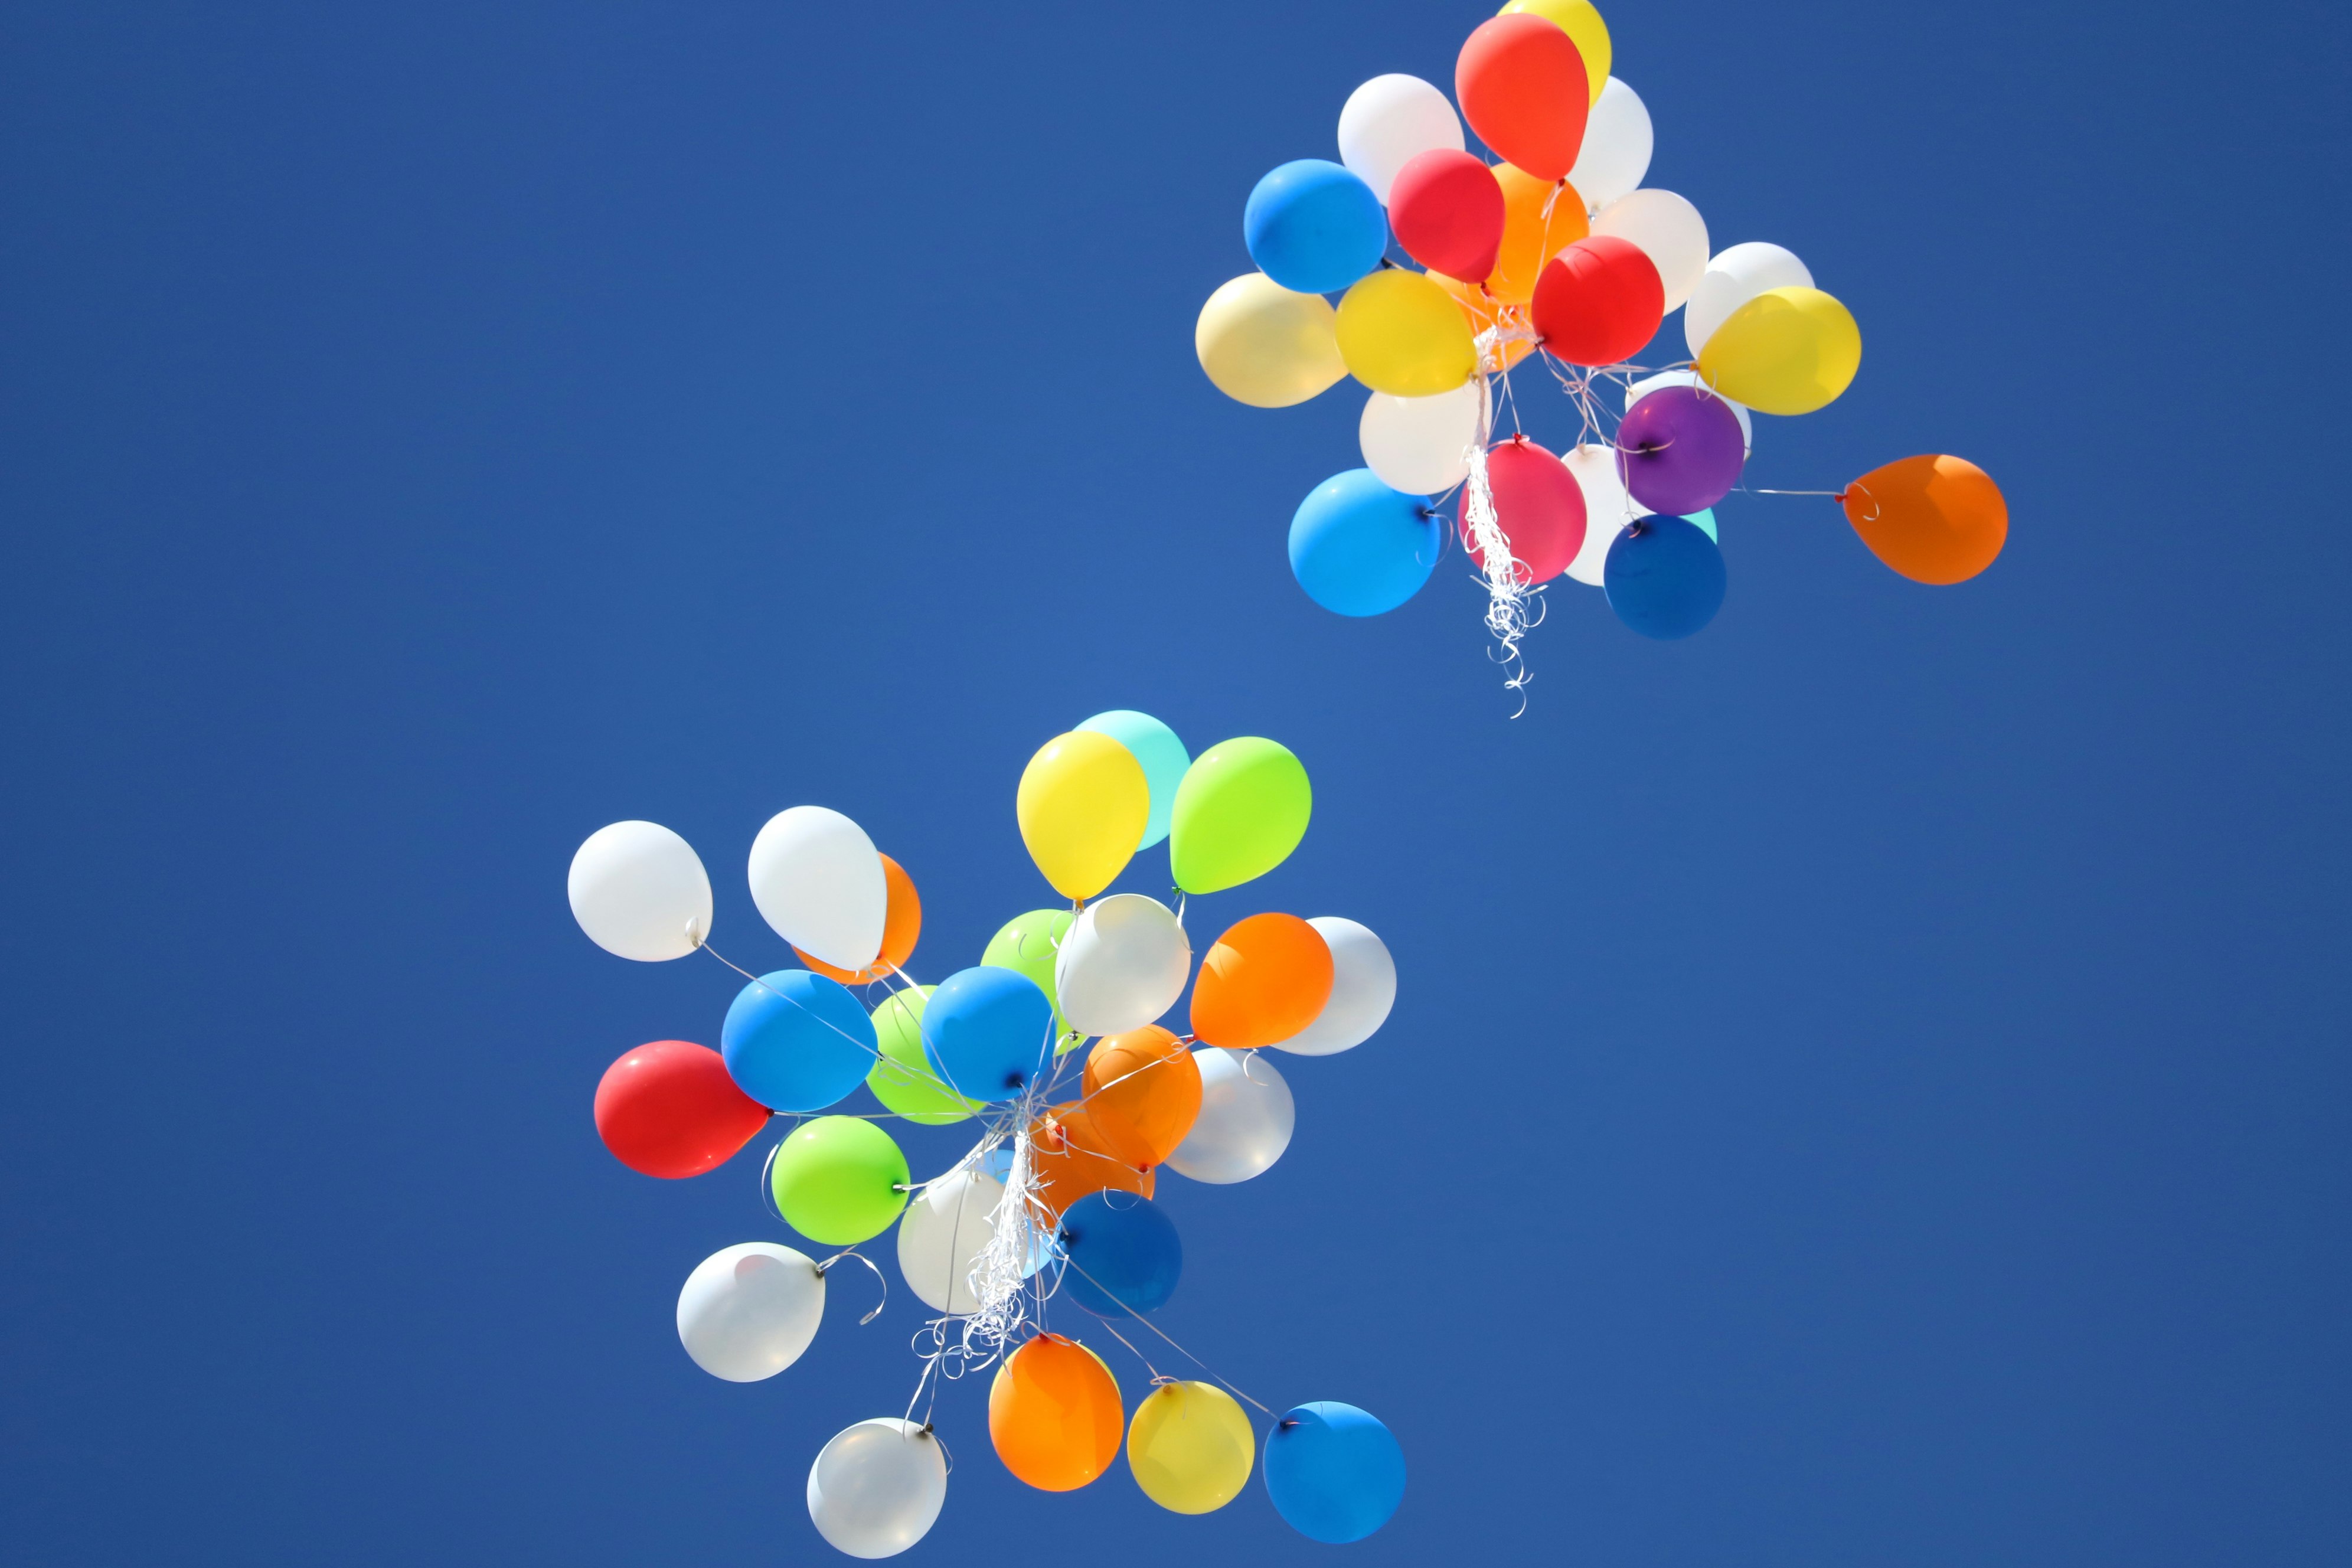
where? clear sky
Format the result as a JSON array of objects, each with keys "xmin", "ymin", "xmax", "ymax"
[{"xmin": 3, "ymin": 2, "xmax": 2347, "ymax": 1563}]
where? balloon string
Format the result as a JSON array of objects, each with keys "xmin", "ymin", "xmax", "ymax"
[
  {"xmin": 1056, "ymin": 1255, "xmax": 1276, "ymax": 1417},
  {"xmin": 813, "ymin": 1247, "xmax": 889, "ymax": 1324}
]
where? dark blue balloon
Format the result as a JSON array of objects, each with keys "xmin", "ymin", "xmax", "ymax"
[
  {"xmin": 1603, "ymin": 514, "xmax": 1727, "ymax": 639},
  {"xmin": 1243, "ymin": 160, "xmax": 1386, "ymax": 296},
  {"xmin": 718, "ymin": 970, "xmax": 874, "ymax": 1113},
  {"xmin": 1263, "ymin": 1402, "xmax": 1406, "ymax": 1543},
  {"xmin": 1289, "ymin": 469, "xmax": 1440, "ymax": 617},
  {"xmin": 1057, "ymin": 1192, "xmax": 1181, "ymax": 1317},
  {"xmin": 921, "ymin": 966, "xmax": 1053, "ymax": 1102}
]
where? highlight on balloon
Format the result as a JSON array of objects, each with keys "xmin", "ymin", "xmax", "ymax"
[{"xmin": 566, "ymin": 710, "xmax": 1407, "ymax": 1554}]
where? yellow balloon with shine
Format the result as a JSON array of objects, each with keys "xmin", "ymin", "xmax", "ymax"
[
  {"xmin": 1127, "ymin": 1381, "xmax": 1255, "ymax": 1514},
  {"xmin": 1017, "ymin": 732, "xmax": 1149, "ymax": 901}
]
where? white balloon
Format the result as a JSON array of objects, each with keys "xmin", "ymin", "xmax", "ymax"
[
  {"xmin": 1358, "ymin": 380, "xmax": 1486, "ymax": 495},
  {"xmin": 1590, "ymin": 190, "xmax": 1710, "ymax": 313},
  {"xmin": 1623, "ymin": 371, "xmax": 1753, "ymax": 455},
  {"xmin": 1562, "ymin": 443, "xmax": 1639, "ymax": 586},
  {"xmin": 1337, "ymin": 74, "xmax": 1464, "ymax": 206},
  {"xmin": 1054, "ymin": 894, "xmax": 1191, "ymax": 1038},
  {"xmin": 676, "ymin": 1243, "xmax": 824, "ymax": 1382},
  {"xmin": 1566, "ymin": 79, "xmax": 1652, "ymax": 214},
  {"xmin": 807, "ymin": 1418, "xmax": 947, "ymax": 1559},
  {"xmin": 897, "ymin": 1165, "xmax": 1002, "ymax": 1316},
  {"xmin": 747, "ymin": 806, "xmax": 886, "ymax": 971},
  {"xmin": 1167, "ymin": 1048, "xmax": 1294, "ymax": 1183},
  {"xmin": 566, "ymin": 821, "xmax": 712, "ymax": 962},
  {"xmin": 1682, "ymin": 241, "xmax": 1815, "ymax": 358},
  {"xmin": 1274, "ymin": 918, "xmax": 1396, "ymax": 1056}
]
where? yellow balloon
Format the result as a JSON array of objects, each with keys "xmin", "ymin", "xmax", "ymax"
[
  {"xmin": 1017, "ymin": 733, "xmax": 1149, "ymax": 901},
  {"xmin": 1335, "ymin": 270, "xmax": 1476, "ymax": 397},
  {"xmin": 1126, "ymin": 1381, "xmax": 1254, "ymax": 1514},
  {"xmin": 1195, "ymin": 273, "xmax": 1347, "ymax": 409},
  {"xmin": 1500, "ymin": 0, "xmax": 1611, "ymax": 104},
  {"xmin": 1694, "ymin": 285, "xmax": 1862, "ymax": 416},
  {"xmin": 1487, "ymin": 162, "xmax": 1587, "ymax": 305}
]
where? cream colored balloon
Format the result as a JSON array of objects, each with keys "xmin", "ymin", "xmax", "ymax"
[
  {"xmin": 1357, "ymin": 379, "xmax": 1487, "ymax": 495},
  {"xmin": 1561, "ymin": 443, "xmax": 1638, "ymax": 586},
  {"xmin": 1590, "ymin": 189, "xmax": 1710, "ymax": 313},
  {"xmin": 1196, "ymin": 273, "xmax": 1347, "ymax": 409},
  {"xmin": 1565, "ymin": 78, "xmax": 1652, "ymax": 214}
]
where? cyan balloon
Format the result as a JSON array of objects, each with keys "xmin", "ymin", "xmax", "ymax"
[
  {"xmin": 1076, "ymin": 711, "xmax": 1190, "ymax": 851},
  {"xmin": 1058, "ymin": 1191, "xmax": 1182, "ymax": 1317},
  {"xmin": 1289, "ymin": 469, "xmax": 1441, "ymax": 617},
  {"xmin": 1263, "ymin": 1402, "xmax": 1406, "ymax": 1544},
  {"xmin": 1683, "ymin": 508, "xmax": 1717, "ymax": 542},
  {"xmin": 921, "ymin": 965, "xmax": 1055, "ymax": 1102},
  {"xmin": 719, "ymin": 970, "xmax": 875, "ymax": 1113},
  {"xmin": 1603, "ymin": 515, "xmax": 1726, "ymax": 640},
  {"xmin": 1244, "ymin": 161, "xmax": 1387, "ymax": 296}
]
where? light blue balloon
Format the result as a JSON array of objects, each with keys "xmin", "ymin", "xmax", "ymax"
[
  {"xmin": 1076, "ymin": 710, "xmax": 1190, "ymax": 850},
  {"xmin": 719, "ymin": 970, "xmax": 875, "ymax": 1113},
  {"xmin": 922, "ymin": 966, "xmax": 1054, "ymax": 1102},
  {"xmin": 1289, "ymin": 469, "xmax": 1440, "ymax": 617},
  {"xmin": 1263, "ymin": 1402, "xmax": 1406, "ymax": 1543},
  {"xmin": 1243, "ymin": 160, "xmax": 1386, "ymax": 296}
]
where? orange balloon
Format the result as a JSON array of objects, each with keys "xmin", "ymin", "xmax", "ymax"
[
  {"xmin": 1455, "ymin": 14, "xmax": 1590, "ymax": 181},
  {"xmin": 1431, "ymin": 272, "xmax": 1538, "ymax": 371},
  {"xmin": 1843, "ymin": 455, "xmax": 2008, "ymax": 585},
  {"xmin": 1486, "ymin": 163, "xmax": 1587, "ymax": 305},
  {"xmin": 1082, "ymin": 1027, "xmax": 1203, "ymax": 1168},
  {"xmin": 1030, "ymin": 1104, "xmax": 1155, "ymax": 1216},
  {"xmin": 795, "ymin": 853, "xmax": 920, "ymax": 985},
  {"xmin": 1190, "ymin": 914, "xmax": 1334, "ymax": 1050},
  {"xmin": 989, "ymin": 1334, "xmax": 1123, "ymax": 1491}
]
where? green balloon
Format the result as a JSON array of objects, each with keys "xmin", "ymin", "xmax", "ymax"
[
  {"xmin": 1169, "ymin": 737, "xmax": 1312, "ymax": 894},
  {"xmin": 982, "ymin": 909, "xmax": 1080, "ymax": 1050},
  {"xmin": 865, "ymin": 987, "xmax": 981, "ymax": 1126},
  {"xmin": 769, "ymin": 1115, "xmax": 909, "ymax": 1246}
]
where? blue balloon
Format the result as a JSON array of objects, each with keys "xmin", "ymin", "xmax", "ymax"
[
  {"xmin": 1058, "ymin": 1191, "xmax": 1181, "ymax": 1317},
  {"xmin": 1603, "ymin": 515, "xmax": 1727, "ymax": 639},
  {"xmin": 1289, "ymin": 469, "xmax": 1440, "ymax": 617},
  {"xmin": 922, "ymin": 966, "xmax": 1053, "ymax": 1102},
  {"xmin": 1074, "ymin": 710, "xmax": 1190, "ymax": 851},
  {"xmin": 1263, "ymin": 1402, "xmax": 1406, "ymax": 1544},
  {"xmin": 718, "ymin": 970, "xmax": 874, "ymax": 1113},
  {"xmin": 1243, "ymin": 161, "xmax": 1386, "ymax": 296}
]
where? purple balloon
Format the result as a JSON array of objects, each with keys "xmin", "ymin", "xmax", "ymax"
[{"xmin": 1615, "ymin": 387, "xmax": 1745, "ymax": 516}]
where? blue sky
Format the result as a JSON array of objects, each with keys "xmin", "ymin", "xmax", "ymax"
[{"xmin": 2, "ymin": 2, "xmax": 2347, "ymax": 1563}]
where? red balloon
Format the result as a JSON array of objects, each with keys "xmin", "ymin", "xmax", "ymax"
[
  {"xmin": 593, "ymin": 1040, "xmax": 772, "ymax": 1178},
  {"xmin": 1455, "ymin": 15, "xmax": 1590, "ymax": 182},
  {"xmin": 1532, "ymin": 236, "xmax": 1663, "ymax": 367},
  {"xmin": 1387, "ymin": 149, "xmax": 1506, "ymax": 285},
  {"xmin": 1461, "ymin": 436, "xmax": 1587, "ymax": 584}
]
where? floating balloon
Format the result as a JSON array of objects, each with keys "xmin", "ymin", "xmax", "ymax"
[
  {"xmin": 1562, "ymin": 440, "xmax": 1638, "ymax": 586},
  {"xmin": 1564, "ymin": 77, "xmax": 1651, "ymax": 212},
  {"xmin": 1624, "ymin": 370, "xmax": 1750, "ymax": 454},
  {"xmin": 594, "ymin": 1039, "xmax": 772, "ymax": 1178},
  {"xmin": 1336, "ymin": 74, "xmax": 1465, "ymax": 206},
  {"xmin": 1456, "ymin": 14, "xmax": 1590, "ymax": 181},
  {"xmin": 1842, "ymin": 455, "xmax": 2007, "ymax": 584},
  {"xmin": 923, "ymin": 966, "xmax": 1054, "ymax": 1102},
  {"xmin": 770, "ymin": 1115, "xmax": 910, "ymax": 1246},
  {"xmin": 1680, "ymin": 508, "xmax": 1719, "ymax": 543},
  {"xmin": 1360, "ymin": 378, "xmax": 1484, "ymax": 495},
  {"xmin": 1335, "ymin": 270, "xmax": 1476, "ymax": 397},
  {"xmin": 1129, "ymin": 1381, "xmax": 1256, "ymax": 1515},
  {"xmin": 1289, "ymin": 469, "xmax": 1442, "ymax": 618},
  {"xmin": 1484, "ymin": 161, "xmax": 1587, "ymax": 304},
  {"xmin": 1031, "ymin": 1104, "xmax": 1156, "ymax": 1215},
  {"xmin": 1059, "ymin": 1191, "xmax": 1182, "ymax": 1317},
  {"xmin": 982, "ymin": 909, "xmax": 1076, "ymax": 1043},
  {"xmin": 1082, "ymin": 1025, "xmax": 1203, "ymax": 1168},
  {"xmin": 991, "ymin": 1335, "xmax": 1124, "ymax": 1492},
  {"xmin": 1466, "ymin": 435, "xmax": 1587, "ymax": 585},
  {"xmin": 807, "ymin": 1419, "xmax": 947, "ymax": 1560},
  {"xmin": 568, "ymin": 821, "xmax": 711, "ymax": 962},
  {"xmin": 1167, "ymin": 1048, "xmax": 1295, "ymax": 1184},
  {"xmin": 721, "ymin": 970, "xmax": 876, "ymax": 1114},
  {"xmin": 1274, "ymin": 919, "xmax": 1397, "ymax": 1057},
  {"xmin": 1192, "ymin": 914, "xmax": 1334, "ymax": 1050},
  {"xmin": 1683, "ymin": 241, "xmax": 1814, "ymax": 359},
  {"xmin": 866, "ymin": 988, "xmax": 981, "ymax": 1126},
  {"xmin": 1195, "ymin": 273, "xmax": 1348, "ymax": 409},
  {"xmin": 1262, "ymin": 1402, "xmax": 1406, "ymax": 1544},
  {"xmin": 1430, "ymin": 272, "xmax": 1539, "ymax": 372},
  {"xmin": 1500, "ymin": 0, "xmax": 1611, "ymax": 103},
  {"xmin": 677, "ymin": 1242, "xmax": 824, "ymax": 1382},
  {"xmin": 1616, "ymin": 386, "xmax": 1746, "ymax": 515},
  {"xmin": 748, "ymin": 806, "xmax": 886, "ymax": 972},
  {"xmin": 1387, "ymin": 149, "xmax": 1505, "ymax": 282},
  {"xmin": 797, "ymin": 854, "xmax": 920, "ymax": 985},
  {"xmin": 896, "ymin": 1160, "xmax": 1039, "ymax": 1315},
  {"xmin": 1590, "ymin": 188, "xmax": 1709, "ymax": 313},
  {"xmin": 1533, "ymin": 234, "xmax": 1663, "ymax": 367},
  {"xmin": 1243, "ymin": 160, "xmax": 1387, "ymax": 296},
  {"xmin": 1168, "ymin": 739, "xmax": 1312, "ymax": 896},
  {"xmin": 1605, "ymin": 515, "xmax": 1726, "ymax": 639},
  {"xmin": 1695, "ymin": 285, "xmax": 1861, "ymax": 415},
  {"xmin": 1075, "ymin": 711, "xmax": 1190, "ymax": 851},
  {"xmin": 1017, "ymin": 731, "xmax": 1148, "ymax": 901},
  {"xmin": 1055, "ymin": 894, "xmax": 1190, "ymax": 1038}
]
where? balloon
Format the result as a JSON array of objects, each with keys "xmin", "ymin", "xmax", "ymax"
[
  {"xmin": 1168, "ymin": 738, "xmax": 1312, "ymax": 896},
  {"xmin": 982, "ymin": 909, "xmax": 1077, "ymax": 1045},
  {"xmin": 594, "ymin": 1039, "xmax": 772, "ymax": 1177},
  {"xmin": 1624, "ymin": 370, "xmax": 1751, "ymax": 454},
  {"xmin": 1128, "ymin": 1381, "xmax": 1256, "ymax": 1515},
  {"xmin": 1683, "ymin": 508, "xmax": 1719, "ymax": 543},
  {"xmin": 1075, "ymin": 711, "xmax": 1190, "ymax": 851},
  {"xmin": 990, "ymin": 1334, "xmax": 1124, "ymax": 1491},
  {"xmin": 1562, "ymin": 441, "xmax": 1639, "ymax": 585},
  {"xmin": 796, "ymin": 854, "xmax": 920, "ymax": 986},
  {"xmin": 1485, "ymin": 161, "xmax": 1587, "ymax": 304},
  {"xmin": 1337, "ymin": 74, "xmax": 1465, "ymax": 206},
  {"xmin": 1059, "ymin": 1191, "xmax": 1182, "ymax": 1317},
  {"xmin": 897, "ymin": 1160, "xmax": 1041, "ymax": 1315},
  {"xmin": 1335, "ymin": 270, "xmax": 1476, "ymax": 397},
  {"xmin": 1054, "ymin": 894, "xmax": 1190, "ymax": 1038},
  {"xmin": 866, "ymin": 988, "xmax": 981, "ymax": 1126},
  {"xmin": 1842, "ymin": 455, "xmax": 2007, "ymax": 584},
  {"xmin": 1386, "ymin": 150, "xmax": 1505, "ymax": 282},
  {"xmin": 1590, "ymin": 189, "xmax": 1709, "ymax": 312},
  {"xmin": 1243, "ymin": 160, "xmax": 1387, "ymax": 296},
  {"xmin": 1359, "ymin": 378, "xmax": 1485, "ymax": 495},
  {"xmin": 1695, "ymin": 286, "xmax": 1861, "ymax": 415},
  {"xmin": 1262, "ymin": 1402, "xmax": 1406, "ymax": 1544},
  {"xmin": 1082, "ymin": 1025, "xmax": 1203, "ymax": 1167},
  {"xmin": 747, "ymin": 806, "xmax": 886, "ymax": 972},
  {"xmin": 1196, "ymin": 273, "xmax": 1348, "ymax": 409},
  {"xmin": 1455, "ymin": 15, "xmax": 1590, "ymax": 181},
  {"xmin": 567, "ymin": 821, "xmax": 711, "ymax": 962},
  {"xmin": 1191, "ymin": 913, "xmax": 1334, "ymax": 1049},
  {"xmin": 676, "ymin": 1242, "xmax": 824, "ymax": 1381},
  {"xmin": 1273, "ymin": 918, "xmax": 1396, "ymax": 1056},
  {"xmin": 807, "ymin": 1419, "xmax": 947, "ymax": 1560},
  {"xmin": 1564, "ymin": 77, "xmax": 1651, "ymax": 212},
  {"xmin": 720, "ymin": 970, "xmax": 876, "ymax": 1114},
  {"xmin": 1016, "ymin": 731, "xmax": 1148, "ymax": 901},
  {"xmin": 923, "ymin": 965, "xmax": 1054, "ymax": 1102},
  {"xmin": 1499, "ymin": 0, "xmax": 1611, "ymax": 103},
  {"xmin": 1604, "ymin": 515, "xmax": 1727, "ymax": 639},
  {"xmin": 1464, "ymin": 435, "xmax": 1587, "ymax": 585},
  {"xmin": 1031, "ymin": 1103, "xmax": 1155, "ymax": 1215},
  {"xmin": 769, "ymin": 1115, "xmax": 910, "ymax": 1246},
  {"xmin": 1167, "ymin": 1047, "xmax": 1294, "ymax": 1184},
  {"xmin": 1616, "ymin": 386, "xmax": 1746, "ymax": 515},
  {"xmin": 1431, "ymin": 272, "xmax": 1538, "ymax": 372},
  {"xmin": 1683, "ymin": 241, "xmax": 1813, "ymax": 359},
  {"xmin": 1532, "ymin": 234, "xmax": 1663, "ymax": 367},
  {"xmin": 1289, "ymin": 469, "xmax": 1442, "ymax": 618}
]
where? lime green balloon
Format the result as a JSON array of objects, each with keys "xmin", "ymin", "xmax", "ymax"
[
  {"xmin": 866, "ymin": 987, "xmax": 981, "ymax": 1126},
  {"xmin": 983, "ymin": 909, "xmax": 1082, "ymax": 1051},
  {"xmin": 769, "ymin": 1115, "xmax": 909, "ymax": 1245},
  {"xmin": 1169, "ymin": 737, "xmax": 1312, "ymax": 894}
]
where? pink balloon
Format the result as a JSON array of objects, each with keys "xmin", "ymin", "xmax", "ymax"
[{"xmin": 1462, "ymin": 436, "xmax": 1587, "ymax": 584}]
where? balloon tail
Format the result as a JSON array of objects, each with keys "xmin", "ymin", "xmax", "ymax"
[{"xmin": 1461, "ymin": 441, "xmax": 1542, "ymax": 703}]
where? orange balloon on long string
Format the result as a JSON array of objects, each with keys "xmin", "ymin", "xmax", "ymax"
[
  {"xmin": 1082, "ymin": 1027, "xmax": 1202, "ymax": 1168},
  {"xmin": 1842, "ymin": 455, "xmax": 2008, "ymax": 585},
  {"xmin": 1030, "ymin": 1104, "xmax": 1154, "ymax": 1216},
  {"xmin": 1191, "ymin": 914, "xmax": 1334, "ymax": 1049},
  {"xmin": 989, "ymin": 1334, "xmax": 1124, "ymax": 1491},
  {"xmin": 795, "ymin": 854, "xmax": 920, "ymax": 985}
]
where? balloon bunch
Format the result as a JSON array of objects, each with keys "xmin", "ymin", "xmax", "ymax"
[
  {"xmin": 569, "ymin": 712, "xmax": 1407, "ymax": 1556},
  {"xmin": 1195, "ymin": 0, "xmax": 2010, "ymax": 687}
]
